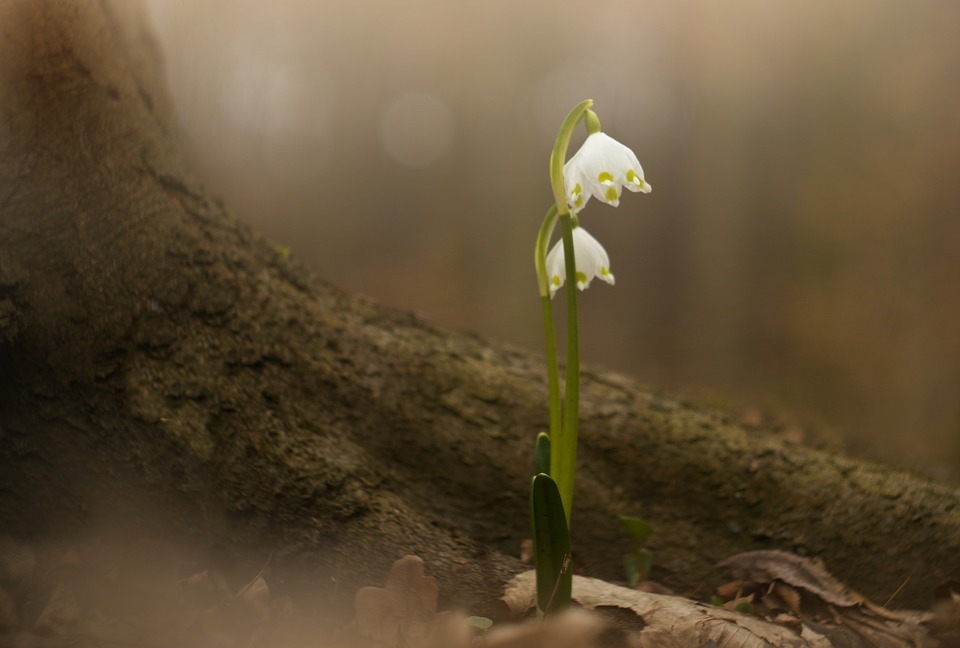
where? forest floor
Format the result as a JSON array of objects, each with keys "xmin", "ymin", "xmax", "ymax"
[{"xmin": 2, "ymin": 530, "xmax": 957, "ymax": 648}]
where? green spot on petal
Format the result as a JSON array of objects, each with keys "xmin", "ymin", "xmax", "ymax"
[
  {"xmin": 576, "ymin": 272, "xmax": 588, "ymax": 284},
  {"xmin": 626, "ymin": 169, "xmax": 639, "ymax": 184},
  {"xmin": 552, "ymin": 276, "xmax": 561, "ymax": 287},
  {"xmin": 605, "ymin": 186, "xmax": 619, "ymax": 202},
  {"xmin": 597, "ymin": 171, "xmax": 614, "ymax": 184}
]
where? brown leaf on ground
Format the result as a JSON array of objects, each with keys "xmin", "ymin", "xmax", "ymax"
[
  {"xmin": 931, "ymin": 585, "xmax": 960, "ymax": 647},
  {"xmin": 721, "ymin": 591, "xmax": 754, "ymax": 612},
  {"xmin": 33, "ymin": 583, "xmax": 81, "ymax": 631},
  {"xmin": 766, "ymin": 581, "xmax": 802, "ymax": 615},
  {"xmin": 718, "ymin": 550, "xmax": 861, "ymax": 608},
  {"xmin": 519, "ymin": 539, "xmax": 534, "ymax": 565},
  {"xmin": 715, "ymin": 579, "xmax": 747, "ymax": 600},
  {"xmin": 716, "ymin": 550, "xmax": 934, "ymax": 647},
  {"xmin": 0, "ymin": 584, "xmax": 17, "ymax": 632},
  {"xmin": 504, "ymin": 561, "xmax": 937, "ymax": 648},
  {"xmin": 180, "ymin": 569, "xmax": 233, "ymax": 600},
  {"xmin": 354, "ymin": 555, "xmax": 470, "ymax": 648},
  {"xmin": 236, "ymin": 575, "xmax": 271, "ymax": 621},
  {"xmin": 633, "ymin": 580, "xmax": 675, "ymax": 595},
  {"xmin": 482, "ymin": 608, "xmax": 634, "ymax": 648},
  {"xmin": 503, "ymin": 571, "xmax": 810, "ymax": 647},
  {"xmin": 0, "ymin": 536, "xmax": 36, "ymax": 589}
]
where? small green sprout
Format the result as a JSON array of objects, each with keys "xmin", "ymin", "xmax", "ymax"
[
  {"xmin": 466, "ymin": 616, "xmax": 493, "ymax": 632},
  {"xmin": 619, "ymin": 515, "xmax": 654, "ymax": 588}
]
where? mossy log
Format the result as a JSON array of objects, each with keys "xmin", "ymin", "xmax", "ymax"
[{"xmin": 1, "ymin": 0, "xmax": 958, "ymax": 616}]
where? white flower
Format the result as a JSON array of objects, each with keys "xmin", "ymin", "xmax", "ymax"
[
  {"xmin": 563, "ymin": 132, "xmax": 652, "ymax": 213},
  {"xmin": 546, "ymin": 226, "xmax": 615, "ymax": 298}
]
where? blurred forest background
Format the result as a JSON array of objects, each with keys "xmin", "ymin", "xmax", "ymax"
[{"xmin": 143, "ymin": 0, "xmax": 960, "ymax": 480}]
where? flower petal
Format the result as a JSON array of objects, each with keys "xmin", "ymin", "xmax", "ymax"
[
  {"xmin": 545, "ymin": 238, "xmax": 566, "ymax": 298},
  {"xmin": 544, "ymin": 226, "xmax": 615, "ymax": 299},
  {"xmin": 562, "ymin": 131, "xmax": 651, "ymax": 212}
]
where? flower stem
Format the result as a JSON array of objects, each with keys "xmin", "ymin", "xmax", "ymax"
[
  {"xmin": 534, "ymin": 205, "xmax": 560, "ymax": 298},
  {"xmin": 542, "ymin": 98, "xmax": 592, "ymax": 527},
  {"xmin": 535, "ymin": 205, "xmax": 562, "ymax": 442},
  {"xmin": 552, "ymin": 213, "xmax": 580, "ymax": 526},
  {"xmin": 549, "ymin": 99, "xmax": 593, "ymax": 216},
  {"xmin": 584, "ymin": 109, "xmax": 602, "ymax": 135},
  {"xmin": 540, "ymin": 293, "xmax": 561, "ymax": 443}
]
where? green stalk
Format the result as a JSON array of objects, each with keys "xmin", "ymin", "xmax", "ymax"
[
  {"xmin": 552, "ymin": 214, "xmax": 580, "ymax": 525},
  {"xmin": 535, "ymin": 205, "xmax": 561, "ymax": 441},
  {"xmin": 534, "ymin": 204, "xmax": 560, "ymax": 297},
  {"xmin": 540, "ymin": 294, "xmax": 561, "ymax": 442},
  {"xmin": 548, "ymin": 99, "xmax": 593, "ymax": 216}
]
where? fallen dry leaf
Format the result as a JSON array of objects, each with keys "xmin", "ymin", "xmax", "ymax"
[
  {"xmin": 482, "ymin": 607, "xmax": 634, "ymax": 648},
  {"xmin": 236, "ymin": 574, "xmax": 271, "ymax": 621},
  {"xmin": 354, "ymin": 555, "xmax": 471, "ymax": 648},
  {"xmin": 721, "ymin": 591, "xmax": 754, "ymax": 612},
  {"xmin": 931, "ymin": 588, "xmax": 960, "ymax": 647},
  {"xmin": 718, "ymin": 550, "xmax": 861, "ymax": 608},
  {"xmin": 717, "ymin": 550, "xmax": 934, "ymax": 647},
  {"xmin": 504, "ymin": 570, "xmax": 810, "ymax": 647},
  {"xmin": 766, "ymin": 581, "xmax": 802, "ymax": 615},
  {"xmin": 33, "ymin": 583, "xmax": 81, "ymax": 631},
  {"xmin": 0, "ymin": 536, "xmax": 36, "ymax": 589},
  {"xmin": 504, "ymin": 564, "xmax": 936, "ymax": 648},
  {"xmin": 0, "ymin": 584, "xmax": 17, "ymax": 632}
]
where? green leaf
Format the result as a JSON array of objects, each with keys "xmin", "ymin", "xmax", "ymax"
[
  {"xmin": 618, "ymin": 515, "xmax": 654, "ymax": 541},
  {"xmin": 467, "ymin": 616, "xmax": 493, "ymax": 631},
  {"xmin": 735, "ymin": 601, "xmax": 754, "ymax": 614},
  {"xmin": 638, "ymin": 547, "xmax": 653, "ymax": 582},
  {"xmin": 530, "ymin": 473, "xmax": 572, "ymax": 614},
  {"xmin": 623, "ymin": 553, "xmax": 640, "ymax": 588},
  {"xmin": 534, "ymin": 432, "xmax": 551, "ymax": 475}
]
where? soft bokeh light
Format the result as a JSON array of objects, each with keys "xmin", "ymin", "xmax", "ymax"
[
  {"xmin": 380, "ymin": 93, "xmax": 455, "ymax": 168},
  {"xmin": 144, "ymin": 0, "xmax": 960, "ymax": 479}
]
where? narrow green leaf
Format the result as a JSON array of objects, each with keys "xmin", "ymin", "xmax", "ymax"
[
  {"xmin": 530, "ymin": 473, "xmax": 572, "ymax": 614},
  {"xmin": 623, "ymin": 552, "xmax": 640, "ymax": 588},
  {"xmin": 534, "ymin": 432, "xmax": 551, "ymax": 476},
  {"xmin": 638, "ymin": 547, "xmax": 653, "ymax": 582},
  {"xmin": 549, "ymin": 99, "xmax": 593, "ymax": 214},
  {"xmin": 618, "ymin": 515, "xmax": 654, "ymax": 541}
]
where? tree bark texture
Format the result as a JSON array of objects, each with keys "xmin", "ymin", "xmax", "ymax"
[{"xmin": 1, "ymin": 0, "xmax": 958, "ymax": 615}]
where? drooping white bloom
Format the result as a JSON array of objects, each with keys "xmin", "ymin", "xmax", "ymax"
[
  {"xmin": 546, "ymin": 226, "xmax": 615, "ymax": 298},
  {"xmin": 563, "ymin": 132, "xmax": 652, "ymax": 213}
]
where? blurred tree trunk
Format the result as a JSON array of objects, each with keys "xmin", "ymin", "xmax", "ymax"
[{"xmin": 1, "ymin": 0, "xmax": 958, "ymax": 615}]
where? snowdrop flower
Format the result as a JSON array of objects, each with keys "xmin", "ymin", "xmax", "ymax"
[
  {"xmin": 546, "ymin": 226, "xmax": 615, "ymax": 298},
  {"xmin": 563, "ymin": 132, "xmax": 652, "ymax": 214}
]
